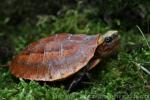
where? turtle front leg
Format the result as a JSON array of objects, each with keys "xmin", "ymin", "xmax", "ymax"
[
  {"xmin": 68, "ymin": 71, "xmax": 90, "ymax": 92},
  {"xmin": 68, "ymin": 58, "xmax": 101, "ymax": 92},
  {"xmin": 88, "ymin": 58, "xmax": 101, "ymax": 70}
]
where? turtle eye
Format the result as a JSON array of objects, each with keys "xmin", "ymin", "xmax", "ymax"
[{"xmin": 105, "ymin": 37, "xmax": 113, "ymax": 43}]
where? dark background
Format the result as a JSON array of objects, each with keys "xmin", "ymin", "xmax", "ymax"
[{"xmin": 0, "ymin": 0, "xmax": 150, "ymax": 31}]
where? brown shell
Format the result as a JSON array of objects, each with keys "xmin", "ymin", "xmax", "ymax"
[{"xmin": 10, "ymin": 33, "xmax": 99, "ymax": 81}]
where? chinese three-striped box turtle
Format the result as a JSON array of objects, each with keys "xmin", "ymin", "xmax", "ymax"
[{"xmin": 10, "ymin": 31, "xmax": 120, "ymax": 88}]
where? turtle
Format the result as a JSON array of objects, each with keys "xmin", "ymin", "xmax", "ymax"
[{"xmin": 10, "ymin": 30, "xmax": 120, "ymax": 91}]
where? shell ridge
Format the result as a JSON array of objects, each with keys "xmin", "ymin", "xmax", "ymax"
[
  {"xmin": 60, "ymin": 42, "xmax": 63, "ymax": 58},
  {"xmin": 68, "ymin": 34, "xmax": 72, "ymax": 40},
  {"xmin": 45, "ymin": 63, "xmax": 53, "ymax": 80},
  {"xmin": 26, "ymin": 53, "xmax": 32, "ymax": 65},
  {"xmin": 47, "ymin": 63, "xmax": 52, "ymax": 80}
]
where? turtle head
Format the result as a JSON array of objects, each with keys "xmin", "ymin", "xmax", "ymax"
[{"xmin": 97, "ymin": 30, "xmax": 120, "ymax": 57}]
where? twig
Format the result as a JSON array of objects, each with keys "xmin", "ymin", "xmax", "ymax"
[
  {"xmin": 136, "ymin": 25, "xmax": 150, "ymax": 50},
  {"xmin": 132, "ymin": 61, "xmax": 150, "ymax": 76},
  {"xmin": 125, "ymin": 41, "xmax": 150, "ymax": 53},
  {"xmin": 0, "ymin": 64, "xmax": 9, "ymax": 68},
  {"xmin": 140, "ymin": 66, "xmax": 150, "ymax": 75}
]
